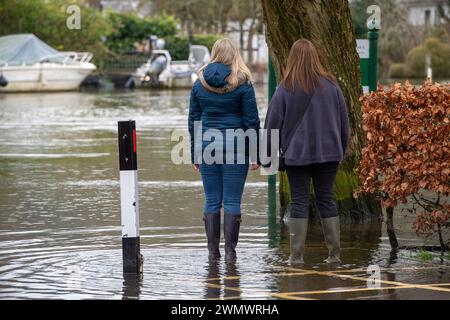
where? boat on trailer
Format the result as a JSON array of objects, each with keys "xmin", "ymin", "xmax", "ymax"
[{"xmin": 130, "ymin": 45, "xmax": 210, "ymax": 89}]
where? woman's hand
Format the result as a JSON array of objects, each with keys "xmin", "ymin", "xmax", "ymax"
[
  {"xmin": 250, "ymin": 163, "xmax": 260, "ymax": 171},
  {"xmin": 193, "ymin": 164, "xmax": 200, "ymax": 172}
]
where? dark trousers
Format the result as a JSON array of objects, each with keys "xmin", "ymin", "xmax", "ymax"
[{"xmin": 286, "ymin": 162, "xmax": 339, "ymax": 219}]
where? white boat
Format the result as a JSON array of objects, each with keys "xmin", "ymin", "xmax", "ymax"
[
  {"xmin": 0, "ymin": 34, "xmax": 96, "ymax": 93},
  {"xmin": 131, "ymin": 45, "xmax": 210, "ymax": 89}
]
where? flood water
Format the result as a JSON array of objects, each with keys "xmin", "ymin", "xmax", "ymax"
[{"xmin": 0, "ymin": 87, "xmax": 449, "ymax": 300}]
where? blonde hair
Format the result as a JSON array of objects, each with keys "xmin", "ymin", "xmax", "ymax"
[{"xmin": 200, "ymin": 38, "xmax": 252, "ymax": 88}]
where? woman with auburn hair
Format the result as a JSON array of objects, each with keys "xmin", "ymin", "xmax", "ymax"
[
  {"xmin": 264, "ymin": 39, "xmax": 350, "ymax": 264},
  {"xmin": 188, "ymin": 38, "xmax": 260, "ymax": 262}
]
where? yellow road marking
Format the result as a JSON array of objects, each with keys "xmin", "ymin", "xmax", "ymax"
[
  {"xmin": 193, "ymin": 264, "xmax": 450, "ymax": 298},
  {"xmin": 207, "ymin": 296, "xmax": 242, "ymax": 300},
  {"xmin": 273, "ymin": 267, "xmax": 450, "ymax": 294},
  {"xmin": 273, "ymin": 283, "xmax": 450, "ymax": 299},
  {"xmin": 271, "ymin": 292, "xmax": 316, "ymax": 300},
  {"xmin": 201, "ymin": 264, "xmax": 450, "ymax": 282},
  {"xmin": 275, "ymin": 264, "xmax": 450, "ymax": 274},
  {"xmin": 204, "ymin": 282, "xmax": 242, "ymax": 293},
  {"xmin": 432, "ymin": 283, "xmax": 450, "ymax": 287},
  {"xmin": 271, "ymin": 284, "xmax": 450, "ymax": 297},
  {"xmin": 318, "ymin": 271, "xmax": 450, "ymax": 293},
  {"xmin": 204, "ymin": 270, "xmax": 316, "ymax": 282}
]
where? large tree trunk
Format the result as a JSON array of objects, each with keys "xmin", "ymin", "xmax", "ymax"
[{"xmin": 261, "ymin": 0, "xmax": 381, "ymax": 222}]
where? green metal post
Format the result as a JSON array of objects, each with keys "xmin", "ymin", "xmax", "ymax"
[
  {"xmin": 268, "ymin": 56, "xmax": 277, "ymax": 212},
  {"xmin": 267, "ymin": 55, "xmax": 278, "ymax": 247},
  {"xmin": 368, "ymin": 29, "xmax": 379, "ymax": 92},
  {"xmin": 268, "ymin": 56, "xmax": 277, "ymax": 99}
]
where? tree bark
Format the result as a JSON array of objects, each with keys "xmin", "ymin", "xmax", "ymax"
[
  {"xmin": 247, "ymin": 18, "xmax": 256, "ymax": 65},
  {"xmin": 261, "ymin": 0, "xmax": 381, "ymax": 221},
  {"xmin": 239, "ymin": 20, "xmax": 245, "ymax": 54},
  {"xmin": 437, "ymin": 224, "xmax": 448, "ymax": 252}
]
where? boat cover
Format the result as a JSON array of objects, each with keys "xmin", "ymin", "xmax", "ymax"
[
  {"xmin": 0, "ymin": 34, "xmax": 65, "ymax": 66},
  {"xmin": 189, "ymin": 45, "xmax": 210, "ymax": 67}
]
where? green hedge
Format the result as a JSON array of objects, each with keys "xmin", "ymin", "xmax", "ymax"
[
  {"xmin": 165, "ymin": 34, "xmax": 221, "ymax": 60},
  {"xmin": 389, "ymin": 63, "xmax": 406, "ymax": 78},
  {"xmin": 0, "ymin": 1, "xmax": 221, "ymax": 69},
  {"xmin": 106, "ymin": 12, "xmax": 178, "ymax": 54},
  {"xmin": 406, "ymin": 38, "xmax": 450, "ymax": 78},
  {"xmin": 0, "ymin": 0, "xmax": 112, "ymax": 64},
  {"xmin": 389, "ymin": 37, "xmax": 450, "ymax": 79},
  {"xmin": 165, "ymin": 36, "xmax": 190, "ymax": 60}
]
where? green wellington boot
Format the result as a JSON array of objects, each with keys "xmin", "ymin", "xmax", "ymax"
[
  {"xmin": 289, "ymin": 218, "xmax": 309, "ymax": 265},
  {"xmin": 204, "ymin": 214, "xmax": 221, "ymax": 260},
  {"xmin": 321, "ymin": 216, "xmax": 341, "ymax": 264},
  {"xmin": 224, "ymin": 214, "xmax": 241, "ymax": 262}
]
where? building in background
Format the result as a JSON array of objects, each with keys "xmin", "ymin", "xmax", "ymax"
[
  {"xmin": 99, "ymin": 0, "xmax": 153, "ymax": 17},
  {"xmin": 225, "ymin": 19, "xmax": 268, "ymax": 65},
  {"xmin": 399, "ymin": 0, "xmax": 449, "ymax": 26}
]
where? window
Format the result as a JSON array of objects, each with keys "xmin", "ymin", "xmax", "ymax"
[{"xmin": 425, "ymin": 9, "xmax": 431, "ymax": 27}]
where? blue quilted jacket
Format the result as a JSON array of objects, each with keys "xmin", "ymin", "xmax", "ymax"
[{"xmin": 188, "ymin": 63, "xmax": 260, "ymax": 164}]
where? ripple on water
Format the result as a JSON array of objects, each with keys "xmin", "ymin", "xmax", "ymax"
[
  {"xmin": 0, "ymin": 153, "xmax": 111, "ymax": 159},
  {"xmin": 0, "ymin": 244, "xmax": 286, "ymax": 300}
]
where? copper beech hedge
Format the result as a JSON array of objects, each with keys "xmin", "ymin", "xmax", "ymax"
[{"xmin": 357, "ymin": 81, "xmax": 449, "ymax": 241}]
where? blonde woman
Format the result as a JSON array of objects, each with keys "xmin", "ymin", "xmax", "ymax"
[{"xmin": 188, "ymin": 39, "xmax": 260, "ymax": 262}]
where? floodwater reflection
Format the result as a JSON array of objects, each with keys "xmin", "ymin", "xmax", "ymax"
[
  {"xmin": 203, "ymin": 261, "xmax": 242, "ymax": 300},
  {"xmin": 204, "ymin": 261, "xmax": 221, "ymax": 299},
  {"xmin": 122, "ymin": 274, "xmax": 143, "ymax": 300}
]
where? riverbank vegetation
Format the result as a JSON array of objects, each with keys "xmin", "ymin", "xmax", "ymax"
[
  {"xmin": 0, "ymin": 0, "xmax": 112, "ymax": 63},
  {"xmin": 0, "ymin": 0, "xmax": 222, "ymax": 70},
  {"xmin": 106, "ymin": 12, "xmax": 178, "ymax": 53},
  {"xmin": 389, "ymin": 37, "xmax": 450, "ymax": 79}
]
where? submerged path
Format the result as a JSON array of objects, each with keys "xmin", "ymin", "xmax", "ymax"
[{"xmin": 0, "ymin": 89, "xmax": 448, "ymax": 299}]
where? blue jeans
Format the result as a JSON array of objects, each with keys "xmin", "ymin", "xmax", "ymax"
[
  {"xmin": 286, "ymin": 162, "xmax": 339, "ymax": 219},
  {"xmin": 200, "ymin": 163, "xmax": 249, "ymax": 215}
]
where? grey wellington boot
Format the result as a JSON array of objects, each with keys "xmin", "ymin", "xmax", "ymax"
[
  {"xmin": 224, "ymin": 214, "xmax": 241, "ymax": 262},
  {"xmin": 204, "ymin": 214, "xmax": 221, "ymax": 260},
  {"xmin": 321, "ymin": 216, "xmax": 341, "ymax": 264},
  {"xmin": 289, "ymin": 218, "xmax": 309, "ymax": 265}
]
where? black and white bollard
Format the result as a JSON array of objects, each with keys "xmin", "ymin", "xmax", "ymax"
[{"xmin": 118, "ymin": 120, "xmax": 143, "ymax": 275}]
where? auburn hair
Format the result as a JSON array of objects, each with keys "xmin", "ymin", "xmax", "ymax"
[{"xmin": 282, "ymin": 39, "xmax": 336, "ymax": 93}]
